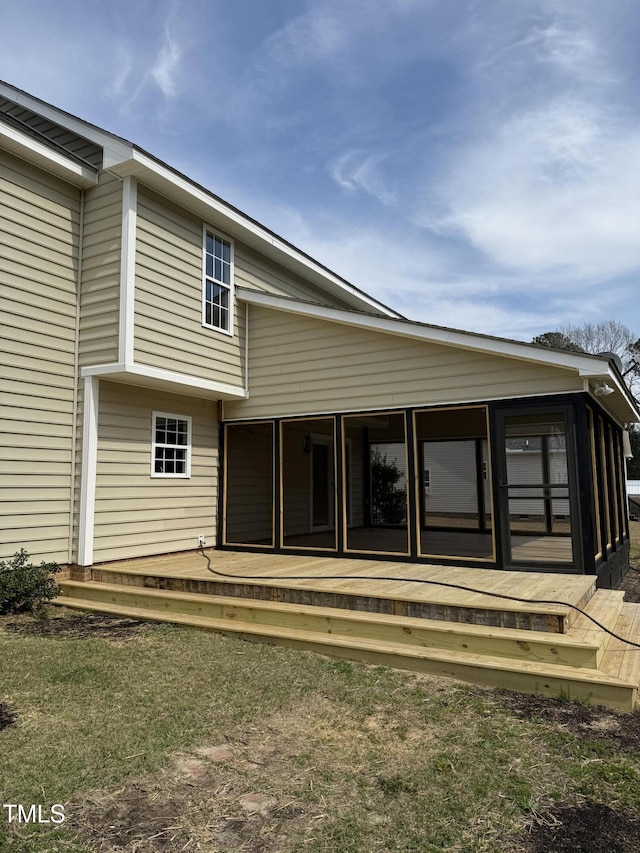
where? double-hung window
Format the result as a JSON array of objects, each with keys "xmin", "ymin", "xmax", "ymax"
[
  {"xmin": 152, "ymin": 412, "xmax": 191, "ymax": 478},
  {"xmin": 202, "ymin": 228, "xmax": 233, "ymax": 334}
]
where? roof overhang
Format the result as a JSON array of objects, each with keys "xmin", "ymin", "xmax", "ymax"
[
  {"xmin": 0, "ymin": 119, "xmax": 98, "ymax": 187},
  {"xmin": 80, "ymin": 362, "xmax": 247, "ymax": 401},
  {"xmin": 238, "ymin": 287, "xmax": 640, "ymax": 424}
]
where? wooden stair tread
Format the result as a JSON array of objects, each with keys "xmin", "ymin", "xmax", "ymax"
[
  {"xmin": 93, "ymin": 562, "xmax": 595, "ymax": 617},
  {"xmin": 600, "ymin": 604, "xmax": 640, "ymax": 685},
  {"xmin": 568, "ymin": 590, "xmax": 627, "ymax": 655},
  {"xmin": 58, "ymin": 580, "xmax": 599, "ymax": 652},
  {"xmin": 54, "ymin": 595, "xmax": 632, "ymax": 688}
]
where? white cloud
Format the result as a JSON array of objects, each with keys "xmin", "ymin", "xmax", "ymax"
[
  {"xmin": 105, "ymin": 11, "xmax": 184, "ymax": 114},
  {"xmin": 328, "ymin": 150, "xmax": 397, "ymax": 205},
  {"xmin": 151, "ymin": 24, "xmax": 182, "ymax": 98},
  {"xmin": 422, "ymin": 98, "xmax": 640, "ymax": 280}
]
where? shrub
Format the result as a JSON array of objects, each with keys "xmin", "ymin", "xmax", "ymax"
[{"xmin": 0, "ymin": 549, "xmax": 61, "ymax": 615}]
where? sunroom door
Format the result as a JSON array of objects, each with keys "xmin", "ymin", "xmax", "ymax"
[{"xmin": 496, "ymin": 409, "xmax": 578, "ymax": 568}]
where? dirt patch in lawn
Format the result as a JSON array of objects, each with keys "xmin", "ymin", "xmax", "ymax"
[
  {"xmin": 3, "ymin": 613, "xmax": 151, "ymax": 641},
  {"xmin": 518, "ymin": 802, "xmax": 640, "ymax": 853},
  {"xmin": 0, "ymin": 702, "xmax": 18, "ymax": 731},
  {"xmin": 620, "ymin": 566, "xmax": 640, "ymax": 603},
  {"xmin": 70, "ymin": 739, "xmax": 321, "ymax": 853},
  {"xmin": 490, "ymin": 689, "xmax": 640, "ymax": 752}
]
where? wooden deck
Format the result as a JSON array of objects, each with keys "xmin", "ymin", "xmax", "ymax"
[
  {"xmin": 90, "ymin": 549, "xmax": 593, "ymax": 632},
  {"xmin": 55, "ymin": 550, "xmax": 640, "ymax": 711}
]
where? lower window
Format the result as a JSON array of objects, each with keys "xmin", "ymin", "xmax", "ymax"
[{"xmin": 152, "ymin": 412, "xmax": 191, "ymax": 478}]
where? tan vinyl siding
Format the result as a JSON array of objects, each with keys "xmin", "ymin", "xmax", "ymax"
[
  {"xmin": 92, "ymin": 381, "xmax": 218, "ymax": 562},
  {"xmin": 0, "ymin": 150, "xmax": 79, "ymax": 563},
  {"xmin": 235, "ymin": 243, "xmax": 353, "ymax": 308},
  {"xmin": 226, "ymin": 306, "xmax": 585, "ymax": 420},
  {"xmin": 134, "ymin": 188, "xmax": 244, "ymax": 385},
  {"xmin": 79, "ymin": 172, "xmax": 121, "ymax": 366}
]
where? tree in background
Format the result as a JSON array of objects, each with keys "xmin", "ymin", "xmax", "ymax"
[
  {"xmin": 531, "ymin": 331, "xmax": 584, "ymax": 352},
  {"xmin": 628, "ymin": 427, "xmax": 640, "ymax": 480},
  {"xmin": 370, "ymin": 449, "xmax": 407, "ymax": 525},
  {"xmin": 532, "ymin": 320, "xmax": 640, "ymax": 400}
]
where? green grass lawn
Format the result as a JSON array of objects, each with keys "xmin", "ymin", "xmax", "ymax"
[{"xmin": 2, "ymin": 603, "xmax": 640, "ymax": 853}]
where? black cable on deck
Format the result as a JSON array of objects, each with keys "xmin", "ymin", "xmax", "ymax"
[{"xmin": 197, "ymin": 546, "xmax": 640, "ymax": 650}]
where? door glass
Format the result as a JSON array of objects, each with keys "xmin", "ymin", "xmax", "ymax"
[
  {"xmin": 224, "ymin": 422, "xmax": 274, "ymax": 547},
  {"xmin": 282, "ymin": 418, "xmax": 336, "ymax": 550},
  {"xmin": 414, "ymin": 407, "xmax": 494, "ymax": 561},
  {"xmin": 504, "ymin": 414, "xmax": 573, "ymax": 564},
  {"xmin": 312, "ymin": 442, "xmax": 331, "ymax": 527},
  {"xmin": 343, "ymin": 412, "xmax": 409, "ymax": 555}
]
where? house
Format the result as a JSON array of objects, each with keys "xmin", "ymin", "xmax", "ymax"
[{"xmin": 2, "ymin": 79, "xmax": 638, "ymax": 592}]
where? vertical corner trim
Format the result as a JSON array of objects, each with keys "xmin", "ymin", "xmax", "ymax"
[
  {"xmin": 118, "ymin": 175, "xmax": 137, "ymax": 365},
  {"xmin": 78, "ymin": 376, "xmax": 99, "ymax": 567},
  {"xmin": 244, "ymin": 301, "xmax": 250, "ymax": 396}
]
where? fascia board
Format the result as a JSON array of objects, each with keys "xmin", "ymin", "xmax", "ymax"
[
  {"xmin": 107, "ymin": 149, "xmax": 401, "ymax": 319},
  {"xmin": 81, "ymin": 362, "xmax": 247, "ymax": 401},
  {"xmin": 237, "ymin": 287, "xmax": 603, "ymax": 369},
  {"xmin": 0, "ymin": 119, "xmax": 98, "ymax": 186}
]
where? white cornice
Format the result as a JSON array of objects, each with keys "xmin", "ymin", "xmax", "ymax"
[
  {"xmin": 80, "ymin": 362, "xmax": 247, "ymax": 401},
  {"xmin": 0, "ymin": 119, "xmax": 98, "ymax": 186}
]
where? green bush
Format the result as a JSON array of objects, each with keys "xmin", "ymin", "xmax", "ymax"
[{"xmin": 0, "ymin": 549, "xmax": 61, "ymax": 615}]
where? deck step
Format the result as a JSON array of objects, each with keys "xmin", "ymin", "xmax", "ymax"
[
  {"xmin": 91, "ymin": 564, "xmax": 596, "ymax": 634},
  {"xmin": 570, "ymin": 590, "xmax": 626, "ymax": 662},
  {"xmin": 53, "ymin": 594, "xmax": 636, "ymax": 711},
  {"xmin": 600, "ymin": 604, "xmax": 640, "ymax": 687},
  {"xmin": 57, "ymin": 580, "xmax": 601, "ymax": 669}
]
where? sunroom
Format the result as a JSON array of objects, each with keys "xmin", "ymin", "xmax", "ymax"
[{"xmin": 222, "ymin": 393, "xmax": 632, "ymax": 588}]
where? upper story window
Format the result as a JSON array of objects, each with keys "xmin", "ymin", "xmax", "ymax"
[
  {"xmin": 202, "ymin": 228, "xmax": 233, "ymax": 335},
  {"xmin": 152, "ymin": 412, "xmax": 191, "ymax": 478}
]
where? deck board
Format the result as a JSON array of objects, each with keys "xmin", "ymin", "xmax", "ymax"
[{"xmin": 93, "ymin": 550, "xmax": 595, "ymax": 621}]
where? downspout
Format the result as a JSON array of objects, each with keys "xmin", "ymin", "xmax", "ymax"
[{"xmin": 67, "ymin": 188, "xmax": 85, "ymax": 565}]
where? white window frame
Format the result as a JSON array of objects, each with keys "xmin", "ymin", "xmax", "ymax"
[
  {"xmin": 151, "ymin": 411, "xmax": 192, "ymax": 479},
  {"xmin": 202, "ymin": 225, "xmax": 234, "ymax": 336}
]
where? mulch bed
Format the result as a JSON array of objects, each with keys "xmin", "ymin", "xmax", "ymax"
[
  {"xmin": 520, "ymin": 802, "xmax": 640, "ymax": 853},
  {"xmin": 0, "ymin": 702, "xmax": 18, "ymax": 731},
  {"xmin": 491, "ymin": 689, "xmax": 640, "ymax": 751},
  {"xmin": 3, "ymin": 613, "xmax": 151, "ymax": 641}
]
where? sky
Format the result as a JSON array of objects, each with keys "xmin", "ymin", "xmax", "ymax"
[{"xmin": 2, "ymin": 0, "xmax": 640, "ymax": 341}]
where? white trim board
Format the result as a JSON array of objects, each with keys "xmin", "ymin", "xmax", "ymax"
[
  {"xmin": 118, "ymin": 176, "xmax": 137, "ymax": 363},
  {"xmin": 77, "ymin": 376, "xmax": 99, "ymax": 566},
  {"xmin": 80, "ymin": 361, "xmax": 247, "ymax": 401},
  {"xmin": 0, "ymin": 118, "xmax": 98, "ymax": 186}
]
